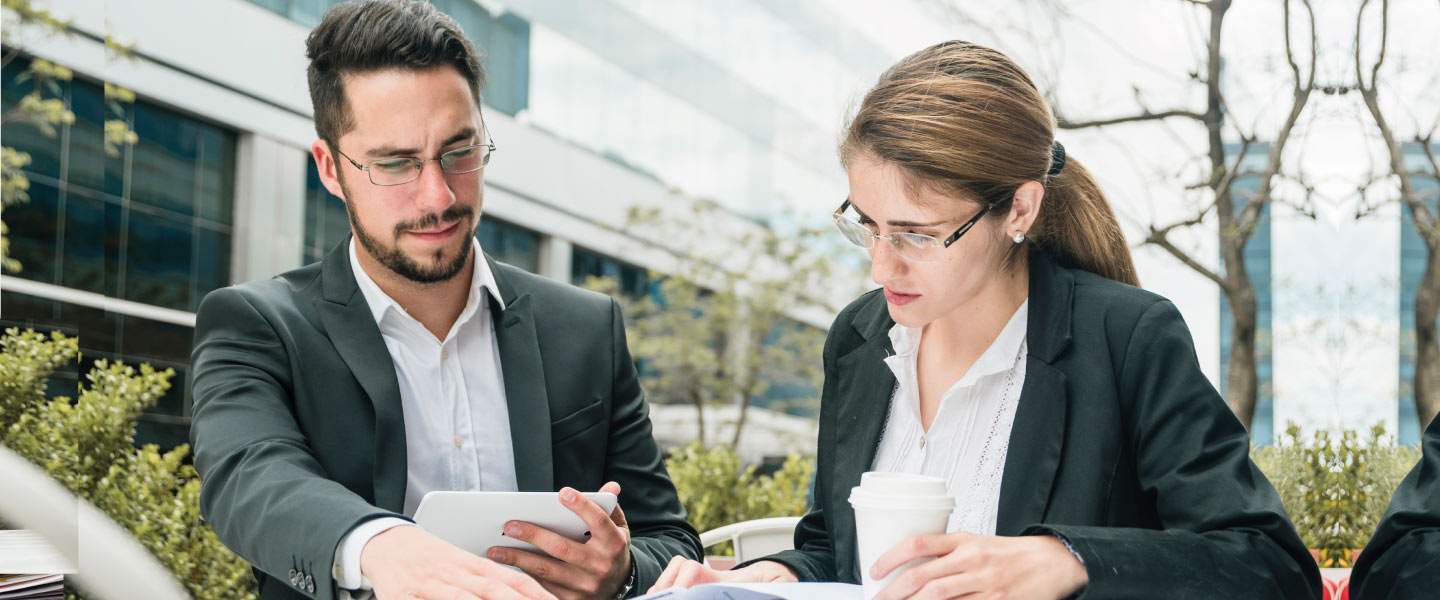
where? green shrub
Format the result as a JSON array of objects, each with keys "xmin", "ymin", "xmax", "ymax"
[
  {"xmin": 0, "ymin": 328, "xmax": 257, "ymax": 598},
  {"xmin": 665, "ymin": 442, "xmax": 814, "ymax": 556},
  {"xmin": 1252, "ymin": 423, "xmax": 1420, "ymax": 567}
]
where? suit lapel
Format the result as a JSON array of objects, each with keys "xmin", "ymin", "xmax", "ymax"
[
  {"xmin": 314, "ymin": 240, "xmax": 408, "ymax": 513},
  {"xmin": 994, "ymin": 359, "xmax": 1068, "ymax": 535},
  {"xmin": 833, "ymin": 337, "xmax": 897, "ymax": 492},
  {"xmin": 490, "ymin": 261, "xmax": 554, "ymax": 492},
  {"xmin": 995, "ymin": 248, "xmax": 1076, "ymax": 535}
]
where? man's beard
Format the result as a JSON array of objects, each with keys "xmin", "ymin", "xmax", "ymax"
[{"xmin": 340, "ymin": 174, "xmax": 476, "ymax": 284}]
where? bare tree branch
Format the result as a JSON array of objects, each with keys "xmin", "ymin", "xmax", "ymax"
[
  {"xmin": 1057, "ymin": 109, "xmax": 1208, "ymax": 129},
  {"xmin": 1146, "ymin": 230, "xmax": 1229, "ymax": 291}
]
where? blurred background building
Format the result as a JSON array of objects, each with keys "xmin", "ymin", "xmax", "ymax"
[{"xmin": 6, "ymin": 0, "xmax": 1424, "ymax": 458}]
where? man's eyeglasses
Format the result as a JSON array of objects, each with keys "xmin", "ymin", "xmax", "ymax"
[
  {"xmin": 831, "ymin": 198, "xmax": 990, "ymax": 263},
  {"xmin": 335, "ymin": 133, "xmax": 496, "ymax": 186}
]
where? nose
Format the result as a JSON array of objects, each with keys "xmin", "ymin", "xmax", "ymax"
[
  {"xmin": 412, "ymin": 160, "xmax": 455, "ymax": 214},
  {"xmin": 869, "ymin": 238, "xmax": 906, "ymax": 286}
]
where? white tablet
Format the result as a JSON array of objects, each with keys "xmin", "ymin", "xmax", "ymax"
[{"xmin": 413, "ymin": 491, "xmax": 618, "ymax": 558}]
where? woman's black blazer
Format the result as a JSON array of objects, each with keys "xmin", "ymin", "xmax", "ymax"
[{"xmin": 757, "ymin": 248, "xmax": 1321, "ymax": 599}]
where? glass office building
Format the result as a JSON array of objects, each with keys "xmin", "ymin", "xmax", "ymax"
[
  {"xmin": 1218, "ymin": 143, "xmax": 1274, "ymax": 446},
  {"xmin": 1398, "ymin": 141, "xmax": 1439, "ymax": 445},
  {"xmin": 3, "ymin": 0, "xmax": 880, "ymax": 451}
]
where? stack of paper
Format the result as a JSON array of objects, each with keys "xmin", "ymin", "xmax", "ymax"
[
  {"xmin": 633, "ymin": 582, "xmax": 863, "ymax": 600},
  {"xmin": 0, "ymin": 531, "xmax": 70, "ymax": 575},
  {"xmin": 0, "ymin": 575, "xmax": 62, "ymax": 600}
]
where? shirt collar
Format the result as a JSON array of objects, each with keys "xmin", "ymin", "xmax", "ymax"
[
  {"xmin": 349, "ymin": 237, "xmax": 505, "ymax": 328},
  {"xmin": 886, "ymin": 298, "xmax": 1029, "ymax": 385}
]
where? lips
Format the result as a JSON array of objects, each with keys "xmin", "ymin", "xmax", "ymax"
[
  {"xmin": 884, "ymin": 288, "xmax": 920, "ymax": 306},
  {"xmin": 407, "ymin": 221, "xmax": 460, "ymax": 240}
]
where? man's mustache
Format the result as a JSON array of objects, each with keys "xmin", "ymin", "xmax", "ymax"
[{"xmin": 394, "ymin": 205, "xmax": 475, "ymax": 237}]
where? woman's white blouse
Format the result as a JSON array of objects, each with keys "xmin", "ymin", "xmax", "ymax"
[{"xmin": 870, "ymin": 300, "xmax": 1029, "ymax": 535}]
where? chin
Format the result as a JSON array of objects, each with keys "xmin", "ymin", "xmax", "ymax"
[{"xmin": 885, "ymin": 304, "xmax": 932, "ymax": 329}]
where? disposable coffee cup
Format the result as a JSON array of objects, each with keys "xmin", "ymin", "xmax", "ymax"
[{"xmin": 849, "ymin": 472, "xmax": 956, "ymax": 600}]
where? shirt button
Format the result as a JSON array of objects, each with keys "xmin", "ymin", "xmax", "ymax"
[
  {"xmin": 441, "ymin": 347, "xmax": 450, "ymax": 360},
  {"xmin": 919, "ymin": 436, "xmax": 926, "ymax": 449},
  {"xmin": 454, "ymin": 436, "xmax": 463, "ymax": 448}
]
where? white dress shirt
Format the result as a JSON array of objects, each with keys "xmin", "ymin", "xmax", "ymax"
[
  {"xmin": 333, "ymin": 238, "xmax": 518, "ymax": 592},
  {"xmin": 871, "ymin": 300, "xmax": 1028, "ymax": 535}
]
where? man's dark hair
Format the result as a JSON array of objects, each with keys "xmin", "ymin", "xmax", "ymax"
[{"xmin": 306, "ymin": 0, "xmax": 486, "ymax": 149}]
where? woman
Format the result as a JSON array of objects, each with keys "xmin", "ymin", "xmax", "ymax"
[{"xmin": 650, "ymin": 41, "xmax": 1319, "ymax": 599}]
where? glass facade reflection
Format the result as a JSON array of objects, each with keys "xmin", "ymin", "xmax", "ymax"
[
  {"xmin": 571, "ymin": 245, "xmax": 652, "ymax": 299},
  {"xmin": 1398, "ymin": 142, "xmax": 1438, "ymax": 445},
  {"xmin": 1219, "ymin": 143, "xmax": 1273, "ymax": 446},
  {"xmin": 243, "ymin": 0, "xmax": 531, "ymax": 116},
  {"xmin": 2, "ymin": 56, "xmax": 236, "ymax": 449},
  {"xmin": 2, "ymin": 57, "xmax": 236, "ymax": 313}
]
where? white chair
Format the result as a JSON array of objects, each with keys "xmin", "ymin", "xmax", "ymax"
[
  {"xmin": 0, "ymin": 445, "xmax": 188, "ymax": 600},
  {"xmin": 699, "ymin": 516, "xmax": 803, "ymax": 564}
]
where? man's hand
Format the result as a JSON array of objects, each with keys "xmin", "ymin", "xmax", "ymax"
[
  {"xmin": 359, "ymin": 524, "xmax": 556, "ymax": 600},
  {"xmin": 487, "ymin": 482, "xmax": 633, "ymax": 600}
]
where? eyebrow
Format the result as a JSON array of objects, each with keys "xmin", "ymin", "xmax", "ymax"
[
  {"xmin": 366, "ymin": 127, "xmax": 478, "ymax": 159},
  {"xmin": 850, "ymin": 201, "xmax": 947, "ymax": 228}
]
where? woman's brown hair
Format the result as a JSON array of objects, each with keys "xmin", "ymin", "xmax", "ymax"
[{"xmin": 841, "ymin": 41, "xmax": 1139, "ymax": 287}]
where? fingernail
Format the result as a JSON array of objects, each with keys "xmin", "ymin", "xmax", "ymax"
[
  {"xmin": 561, "ymin": 489, "xmax": 576, "ymax": 502},
  {"xmin": 506, "ymin": 524, "xmax": 522, "ymax": 537},
  {"xmin": 489, "ymin": 549, "xmax": 507, "ymax": 562}
]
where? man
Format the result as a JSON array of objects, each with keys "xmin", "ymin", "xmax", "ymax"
[
  {"xmin": 189, "ymin": 2, "xmax": 700, "ymax": 599},
  {"xmin": 1351, "ymin": 415, "xmax": 1440, "ymax": 599}
]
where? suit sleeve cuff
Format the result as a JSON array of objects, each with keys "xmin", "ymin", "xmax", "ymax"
[{"xmin": 333, "ymin": 517, "xmax": 413, "ymax": 590}]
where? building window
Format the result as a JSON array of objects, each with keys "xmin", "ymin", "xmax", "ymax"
[
  {"xmin": 2, "ymin": 56, "xmax": 236, "ymax": 450},
  {"xmin": 2, "ymin": 57, "xmax": 236, "ymax": 314},
  {"xmin": 243, "ymin": 0, "xmax": 529, "ymax": 116},
  {"xmin": 302, "ymin": 154, "xmax": 350, "ymax": 263},
  {"xmin": 571, "ymin": 245, "xmax": 652, "ymax": 299},
  {"xmin": 478, "ymin": 217, "xmax": 540, "ymax": 273}
]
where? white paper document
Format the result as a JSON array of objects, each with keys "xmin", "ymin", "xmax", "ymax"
[{"xmin": 632, "ymin": 582, "xmax": 863, "ymax": 600}]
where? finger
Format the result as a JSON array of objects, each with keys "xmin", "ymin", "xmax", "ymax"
[
  {"xmin": 910, "ymin": 573, "xmax": 979, "ymax": 600},
  {"xmin": 870, "ymin": 553, "xmax": 971, "ymax": 600},
  {"xmin": 558, "ymin": 487, "xmax": 623, "ymax": 546},
  {"xmin": 674, "ymin": 559, "xmax": 720, "ymax": 589},
  {"xmin": 467, "ymin": 554, "xmax": 561, "ymax": 600},
  {"xmin": 871, "ymin": 534, "xmax": 963, "ymax": 580},
  {"xmin": 597, "ymin": 482, "xmax": 629, "ymax": 529},
  {"xmin": 505, "ymin": 520, "xmax": 589, "ymax": 566},
  {"xmin": 435, "ymin": 573, "xmax": 528, "ymax": 600},
  {"xmin": 649, "ymin": 556, "xmax": 693, "ymax": 593},
  {"xmin": 488, "ymin": 547, "xmax": 586, "ymax": 591}
]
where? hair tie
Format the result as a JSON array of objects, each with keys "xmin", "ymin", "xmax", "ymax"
[{"xmin": 1048, "ymin": 140, "xmax": 1066, "ymax": 176}]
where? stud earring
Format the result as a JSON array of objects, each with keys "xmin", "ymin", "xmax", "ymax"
[{"xmin": 1012, "ymin": 232, "xmax": 1025, "ymax": 244}]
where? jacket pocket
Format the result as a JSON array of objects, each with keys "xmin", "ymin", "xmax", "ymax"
[{"xmin": 550, "ymin": 399, "xmax": 605, "ymax": 445}]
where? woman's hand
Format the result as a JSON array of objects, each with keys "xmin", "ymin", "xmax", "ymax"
[
  {"xmin": 870, "ymin": 533, "xmax": 1087, "ymax": 600},
  {"xmin": 648, "ymin": 557, "xmax": 799, "ymax": 594}
]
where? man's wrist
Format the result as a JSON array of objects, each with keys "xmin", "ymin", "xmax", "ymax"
[{"xmin": 612, "ymin": 549, "xmax": 637, "ymax": 599}]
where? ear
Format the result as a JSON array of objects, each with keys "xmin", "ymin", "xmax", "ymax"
[
  {"xmin": 1006, "ymin": 181, "xmax": 1044, "ymax": 238},
  {"xmin": 311, "ymin": 139, "xmax": 347, "ymax": 201}
]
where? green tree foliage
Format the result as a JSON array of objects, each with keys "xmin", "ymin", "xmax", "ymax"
[
  {"xmin": 0, "ymin": 328, "xmax": 258, "ymax": 598},
  {"xmin": 585, "ymin": 202, "xmax": 862, "ymax": 447},
  {"xmin": 1252, "ymin": 423, "xmax": 1420, "ymax": 567},
  {"xmin": 665, "ymin": 442, "xmax": 813, "ymax": 556}
]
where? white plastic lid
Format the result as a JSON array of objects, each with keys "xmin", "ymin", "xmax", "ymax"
[{"xmin": 848, "ymin": 472, "xmax": 957, "ymax": 510}]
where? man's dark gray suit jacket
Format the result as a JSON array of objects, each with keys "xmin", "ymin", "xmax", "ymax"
[{"xmin": 189, "ymin": 239, "xmax": 701, "ymax": 599}]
